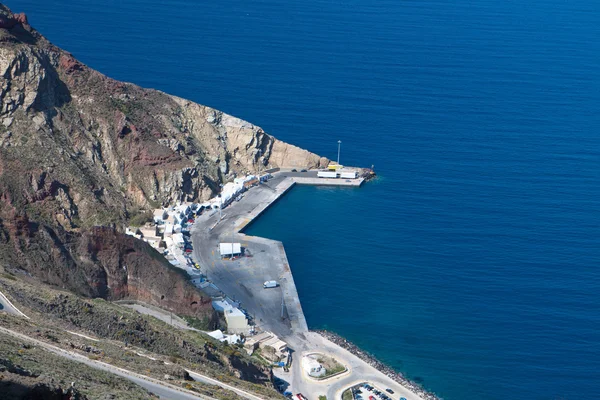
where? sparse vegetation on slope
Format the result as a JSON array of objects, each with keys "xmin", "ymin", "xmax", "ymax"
[
  {"xmin": 0, "ymin": 332, "xmax": 151, "ymax": 400},
  {"xmin": 0, "ymin": 272, "xmax": 283, "ymax": 399}
]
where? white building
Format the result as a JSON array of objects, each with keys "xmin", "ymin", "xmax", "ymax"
[
  {"xmin": 172, "ymin": 233, "xmax": 185, "ymax": 248},
  {"xmin": 302, "ymin": 357, "xmax": 326, "ymax": 377},
  {"xmin": 219, "ymin": 243, "xmax": 241, "ymax": 258},
  {"xmin": 224, "ymin": 308, "xmax": 249, "ymax": 334},
  {"xmin": 153, "ymin": 209, "xmax": 167, "ymax": 223},
  {"xmin": 164, "ymin": 223, "xmax": 173, "ymax": 237},
  {"xmin": 206, "ymin": 330, "xmax": 241, "ymax": 345}
]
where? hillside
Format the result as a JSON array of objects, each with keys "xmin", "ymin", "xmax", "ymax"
[
  {"xmin": 0, "ymin": 4, "xmax": 327, "ymax": 312},
  {"xmin": 0, "ymin": 269, "xmax": 282, "ymax": 399}
]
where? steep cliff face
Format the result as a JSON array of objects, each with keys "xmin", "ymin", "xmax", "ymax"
[{"xmin": 0, "ymin": 4, "xmax": 327, "ymax": 311}]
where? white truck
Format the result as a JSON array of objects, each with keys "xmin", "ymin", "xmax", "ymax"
[
  {"xmin": 263, "ymin": 280, "xmax": 278, "ymax": 289},
  {"xmin": 340, "ymin": 171, "xmax": 357, "ymax": 179},
  {"xmin": 317, "ymin": 171, "xmax": 337, "ymax": 178}
]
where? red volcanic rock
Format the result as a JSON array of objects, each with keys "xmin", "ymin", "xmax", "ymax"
[
  {"xmin": 78, "ymin": 227, "xmax": 212, "ymax": 316},
  {"xmin": 13, "ymin": 13, "xmax": 28, "ymax": 25},
  {"xmin": 0, "ymin": 12, "xmax": 27, "ymax": 29},
  {"xmin": 59, "ymin": 53, "xmax": 84, "ymax": 74}
]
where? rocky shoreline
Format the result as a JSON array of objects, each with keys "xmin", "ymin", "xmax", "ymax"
[{"xmin": 314, "ymin": 330, "xmax": 440, "ymax": 400}]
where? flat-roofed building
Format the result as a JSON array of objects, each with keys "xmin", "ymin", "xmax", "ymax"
[
  {"xmin": 219, "ymin": 243, "xmax": 241, "ymax": 258},
  {"xmin": 224, "ymin": 308, "xmax": 249, "ymax": 334}
]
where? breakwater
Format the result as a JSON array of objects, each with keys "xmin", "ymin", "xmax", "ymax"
[{"xmin": 314, "ymin": 330, "xmax": 440, "ymax": 400}]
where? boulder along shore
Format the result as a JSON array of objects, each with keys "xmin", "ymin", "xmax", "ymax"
[{"xmin": 314, "ymin": 330, "xmax": 440, "ymax": 400}]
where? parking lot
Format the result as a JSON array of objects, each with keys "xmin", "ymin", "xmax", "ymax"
[{"xmin": 352, "ymin": 383, "xmax": 406, "ymax": 400}]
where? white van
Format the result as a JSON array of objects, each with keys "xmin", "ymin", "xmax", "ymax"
[{"xmin": 263, "ymin": 280, "xmax": 278, "ymax": 289}]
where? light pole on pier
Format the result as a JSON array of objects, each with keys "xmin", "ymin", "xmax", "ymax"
[
  {"xmin": 337, "ymin": 140, "xmax": 342, "ymax": 165},
  {"xmin": 218, "ymin": 183, "xmax": 223, "ymax": 221},
  {"xmin": 257, "ymin": 149, "xmax": 262, "ymax": 179},
  {"xmin": 218, "ymin": 194, "xmax": 222, "ymax": 221}
]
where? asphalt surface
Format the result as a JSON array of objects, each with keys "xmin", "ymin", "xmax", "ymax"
[
  {"xmin": 279, "ymin": 170, "xmax": 319, "ymax": 178},
  {"xmin": 191, "ymin": 175, "xmax": 427, "ymax": 400},
  {"xmin": 191, "ymin": 174, "xmax": 304, "ymax": 339}
]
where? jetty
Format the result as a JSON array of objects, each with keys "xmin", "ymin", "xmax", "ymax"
[{"xmin": 189, "ymin": 170, "xmax": 426, "ymax": 400}]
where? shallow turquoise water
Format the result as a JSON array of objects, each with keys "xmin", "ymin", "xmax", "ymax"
[{"xmin": 10, "ymin": 0, "xmax": 600, "ymax": 398}]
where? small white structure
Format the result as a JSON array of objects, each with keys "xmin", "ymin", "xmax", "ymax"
[
  {"xmin": 340, "ymin": 171, "xmax": 357, "ymax": 179},
  {"xmin": 172, "ymin": 233, "xmax": 185, "ymax": 248},
  {"xmin": 138, "ymin": 226, "xmax": 157, "ymax": 238},
  {"xmin": 206, "ymin": 330, "xmax": 241, "ymax": 345},
  {"xmin": 302, "ymin": 357, "xmax": 326, "ymax": 377},
  {"xmin": 224, "ymin": 308, "xmax": 249, "ymax": 334},
  {"xmin": 163, "ymin": 236, "xmax": 174, "ymax": 249},
  {"xmin": 164, "ymin": 223, "xmax": 174, "ymax": 237},
  {"xmin": 219, "ymin": 243, "xmax": 241, "ymax": 258},
  {"xmin": 317, "ymin": 171, "xmax": 337, "ymax": 178},
  {"xmin": 153, "ymin": 209, "xmax": 167, "ymax": 223}
]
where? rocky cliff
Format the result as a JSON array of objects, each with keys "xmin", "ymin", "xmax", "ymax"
[{"xmin": 0, "ymin": 4, "xmax": 327, "ymax": 313}]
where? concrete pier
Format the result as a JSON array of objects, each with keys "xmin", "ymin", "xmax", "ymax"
[
  {"xmin": 192, "ymin": 174, "xmax": 311, "ymax": 339},
  {"xmin": 190, "ymin": 171, "xmax": 425, "ymax": 400}
]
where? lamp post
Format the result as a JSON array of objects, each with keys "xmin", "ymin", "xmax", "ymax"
[
  {"xmin": 257, "ymin": 149, "xmax": 262, "ymax": 179},
  {"xmin": 337, "ymin": 140, "xmax": 342, "ymax": 165},
  {"xmin": 218, "ymin": 194, "xmax": 222, "ymax": 221},
  {"xmin": 218, "ymin": 183, "xmax": 223, "ymax": 221}
]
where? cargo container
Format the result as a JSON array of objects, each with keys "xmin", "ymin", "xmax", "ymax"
[
  {"xmin": 317, "ymin": 171, "xmax": 337, "ymax": 178},
  {"xmin": 340, "ymin": 171, "xmax": 357, "ymax": 179}
]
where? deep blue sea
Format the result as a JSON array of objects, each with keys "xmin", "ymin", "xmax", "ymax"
[{"xmin": 10, "ymin": 0, "xmax": 600, "ymax": 398}]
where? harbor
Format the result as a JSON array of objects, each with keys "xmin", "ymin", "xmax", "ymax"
[{"xmin": 126, "ymin": 166, "xmax": 428, "ymax": 400}]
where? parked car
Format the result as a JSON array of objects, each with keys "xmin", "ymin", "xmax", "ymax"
[
  {"xmin": 385, "ymin": 389, "xmax": 394, "ymax": 394},
  {"xmin": 300, "ymin": 169, "xmax": 307, "ymax": 172},
  {"xmin": 291, "ymin": 169, "xmax": 297, "ymax": 172}
]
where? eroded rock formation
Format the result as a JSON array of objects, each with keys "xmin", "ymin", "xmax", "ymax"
[{"xmin": 0, "ymin": 3, "xmax": 327, "ymax": 314}]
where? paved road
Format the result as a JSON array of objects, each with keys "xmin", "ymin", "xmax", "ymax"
[
  {"xmin": 121, "ymin": 302, "xmax": 195, "ymax": 331},
  {"xmin": 186, "ymin": 370, "xmax": 265, "ymax": 400},
  {"xmin": 274, "ymin": 332, "xmax": 425, "ymax": 400},
  {"xmin": 0, "ymin": 326, "xmax": 212, "ymax": 400},
  {"xmin": 0, "ymin": 291, "xmax": 267, "ymax": 400}
]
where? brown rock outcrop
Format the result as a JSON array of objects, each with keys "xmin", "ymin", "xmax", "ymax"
[{"xmin": 0, "ymin": 3, "xmax": 327, "ymax": 314}]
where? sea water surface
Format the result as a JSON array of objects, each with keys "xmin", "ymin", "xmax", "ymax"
[{"xmin": 11, "ymin": 0, "xmax": 600, "ymax": 399}]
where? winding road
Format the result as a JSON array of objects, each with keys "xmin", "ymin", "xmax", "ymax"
[{"xmin": 0, "ymin": 289, "xmax": 266, "ymax": 400}]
